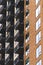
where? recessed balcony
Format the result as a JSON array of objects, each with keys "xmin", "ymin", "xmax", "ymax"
[
  {"xmin": 14, "ymin": 18, "xmax": 20, "ymax": 28},
  {"xmin": 14, "ymin": 7, "xmax": 20, "ymax": 17},
  {"xmin": 5, "ymin": 54, "xmax": 10, "ymax": 65},
  {"xmin": 14, "ymin": 53, "xmax": 19, "ymax": 65},
  {"xmin": 0, "ymin": 14, "xmax": 3, "ymax": 21},
  {"xmin": 0, "ymin": 5, "xmax": 4, "ymax": 13},
  {"xmin": 0, "ymin": 54, "xmax": 2, "ymax": 61},
  {"xmin": 0, "ymin": 23, "xmax": 3, "ymax": 31},
  {"xmin": 0, "ymin": 33, "xmax": 3, "ymax": 40},
  {"xmin": 6, "ymin": 32, "xmax": 10, "ymax": 41},
  {"xmin": 0, "ymin": 43, "xmax": 2, "ymax": 50},
  {"xmin": 14, "ymin": 29, "xmax": 19, "ymax": 41},
  {"xmin": 14, "ymin": 41, "xmax": 19, "ymax": 52},
  {"xmin": 7, "ymin": 1, "xmax": 11, "ymax": 10},
  {"xmin": 15, "ymin": 0, "xmax": 20, "ymax": 7},
  {"xmin": 6, "ymin": 21, "xmax": 11, "ymax": 31},
  {"xmin": 5, "ymin": 42, "xmax": 10, "ymax": 53}
]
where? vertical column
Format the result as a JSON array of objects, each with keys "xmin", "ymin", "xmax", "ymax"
[
  {"xmin": 0, "ymin": 0, "xmax": 6, "ymax": 65},
  {"xmin": 5, "ymin": 0, "xmax": 14, "ymax": 65}
]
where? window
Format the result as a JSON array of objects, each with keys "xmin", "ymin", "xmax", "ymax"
[
  {"xmin": 36, "ymin": 5, "xmax": 40, "ymax": 17},
  {"xmin": 25, "ymin": 20, "xmax": 29, "ymax": 30},
  {"xmin": 26, "ymin": 9, "xmax": 29, "ymax": 16},
  {"xmin": 36, "ymin": 18, "xmax": 41, "ymax": 30},
  {"xmin": 26, "ymin": 0, "xmax": 29, "ymax": 5},
  {"xmin": 36, "ymin": 60, "xmax": 42, "ymax": 65},
  {"xmin": 25, "ymin": 58, "xmax": 29, "ymax": 65},
  {"xmin": 36, "ymin": 45, "xmax": 41, "ymax": 58},
  {"xmin": 36, "ymin": 31, "xmax": 41, "ymax": 44},
  {"xmin": 25, "ymin": 45, "xmax": 29, "ymax": 56},
  {"xmin": 36, "ymin": 0, "xmax": 40, "ymax": 5},
  {"xmin": 26, "ymin": 33, "xmax": 29, "ymax": 43}
]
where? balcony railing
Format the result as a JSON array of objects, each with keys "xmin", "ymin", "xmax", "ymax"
[
  {"xmin": 14, "ymin": 18, "xmax": 20, "ymax": 28},
  {"xmin": 5, "ymin": 42, "xmax": 10, "ymax": 52},
  {"xmin": 5, "ymin": 54, "xmax": 10, "ymax": 65},
  {"xmin": 14, "ymin": 53, "xmax": 19, "ymax": 65},
  {"xmin": 14, "ymin": 41, "xmax": 19, "ymax": 52},
  {"xmin": 14, "ymin": 29, "xmax": 19, "ymax": 40}
]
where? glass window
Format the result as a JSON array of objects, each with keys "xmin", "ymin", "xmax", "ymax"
[
  {"xmin": 25, "ymin": 20, "xmax": 29, "ymax": 30},
  {"xmin": 36, "ymin": 31, "xmax": 41, "ymax": 44},
  {"xmin": 26, "ymin": 9, "xmax": 29, "ymax": 16},
  {"xmin": 36, "ymin": 45, "xmax": 41, "ymax": 58},
  {"xmin": 25, "ymin": 58, "xmax": 29, "ymax": 65},
  {"xmin": 26, "ymin": 0, "xmax": 29, "ymax": 5},
  {"xmin": 36, "ymin": 0, "xmax": 40, "ymax": 5},
  {"xmin": 26, "ymin": 33, "xmax": 29, "ymax": 43},
  {"xmin": 36, "ymin": 60, "xmax": 42, "ymax": 65},
  {"xmin": 25, "ymin": 45, "xmax": 29, "ymax": 56},
  {"xmin": 36, "ymin": 5, "xmax": 40, "ymax": 17},
  {"xmin": 36, "ymin": 18, "xmax": 41, "ymax": 30}
]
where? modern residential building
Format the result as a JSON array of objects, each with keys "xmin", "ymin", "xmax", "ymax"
[{"xmin": 0, "ymin": 0, "xmax": 43, "ymax": 65}]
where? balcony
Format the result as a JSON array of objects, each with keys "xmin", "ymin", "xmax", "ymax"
[
  {"xmin": 5, "ymin": 54, "xmax": 10, "ymax": 65},
  {"xmin": 6, "ymin": 21, "xmax": 11, "ymax": 31},
  {"xmin": 14, "ymin": 41, "xmax": 19, "ymax": 52},
  {"xmin": 15, "ymin": 0, "xmax": 20, "ymax": 7},
  {"xmin": 14, "ymin": 18, "xmax": 20, "ymax": 28},
  {"xmin": 14, "ymin": 53, "xmax": 19, "ymax": 65},
  {"xmin": 0, "ymin": 33, "xmax": 2, "ymax": 40},
  {"xmin": 0, "ymin": 14, "xmax": 3, "ymax": 21},
  {"xmin": 14, "ymin": 29, "xmax": 19, "ymax": 41},
  {"xmin": 5, "ymin": 42, "xmax": 10, "ymax": 53},
  {"xmin": 0, "ymin": 23, "xmax": 3, "ymax": 31},
  {"xmin": 0, "ymin": 43, "xmax": 2, "ymax": 50},
  {"xmin": 6, "ymin": 32, "xmax": 10, "ymax": 41},
  {"xmin": 0, "ymin": 54, "xmax": 2, "ymax": 61},
  {"xmin": 14, "ymin": 7, "xmax": 20, "ymax": 17},
  {"xmin": 0, "ymin": 5, "xmax": 4, "ymax": 13},
  {"xmin": 7, "ymin": 1, "xmax": 11, "ymax": 11}
]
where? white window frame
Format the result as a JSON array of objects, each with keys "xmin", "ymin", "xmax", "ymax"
[
  {"xmin": 36, "ymin": 0, "xmax": 40, "ymax": 5},
  {"xmin": 36, "ymin": 45, "xmax": 41, "ymax": 58},
  {"xmin": 36, "ymin": 31, "xmax": 41, "ymax": 44},
  {"xmin": 36, "ymin": 60, "xmax": 42, "ymax": 65},
  {"xmin": 36, "ymin": 18, "xmax": 41, "ymax": 30},
  {"xmin": 36, "ymin": 5, "xmax": 40, "ymax": 17}
]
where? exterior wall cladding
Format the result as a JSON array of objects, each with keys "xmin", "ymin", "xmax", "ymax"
[{"xmin": 0, "ymin": 0, "xmax": 43, "ymax": 65}]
